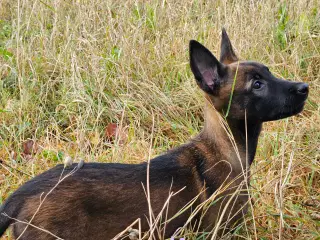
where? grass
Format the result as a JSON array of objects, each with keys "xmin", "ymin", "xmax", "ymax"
[{"xmin": 0, "ymin": 0, "xmax": 319, "ymax": 239}]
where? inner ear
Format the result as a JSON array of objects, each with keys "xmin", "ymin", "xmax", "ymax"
[
  {"xmin": 220, "ymin": 28, "xmax": 239, "ymax": 65},
  {"xmin": 189, "ymin": 40, "xmax": 226, "ymax": 95}
]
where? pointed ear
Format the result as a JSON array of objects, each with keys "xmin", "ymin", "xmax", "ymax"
[
  {"xmin": 189, "ymin": 40, "xmax": 226, "ymax": 95},
  {"xmin": 220, "ymin": 28, "xmax": 239, "ymax": 64}
]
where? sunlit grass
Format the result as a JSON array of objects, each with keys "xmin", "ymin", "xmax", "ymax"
[{"xmin": 0, "ymin": 0, "xmax": 319, "ymax": 239}]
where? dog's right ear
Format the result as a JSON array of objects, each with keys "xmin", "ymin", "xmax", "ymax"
[
  {"xmin": 189, "ymin": 40, "xmax": 226, "ymax": 95},
  {"xmin": 220, "ymin": 28, "xmax": 238, "ymax": 64}
]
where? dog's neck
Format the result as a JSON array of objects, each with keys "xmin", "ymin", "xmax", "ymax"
[{"xmin": 200, "ymin": 100, "xmax": 262, "ymax": 169}]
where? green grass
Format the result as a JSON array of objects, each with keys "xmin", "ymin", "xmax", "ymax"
[{"xmin": 0, "ymin": 0, "xmax": 319, "ymax": 239}]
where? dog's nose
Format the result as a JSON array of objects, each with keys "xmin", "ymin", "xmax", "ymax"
[
  {"xmin": 296, "ymin": 83, "xmax": 309, "ymax": 95},
  {"xmin": 290, "ymin": 83, "xmax": 309, "ymax": 96}
]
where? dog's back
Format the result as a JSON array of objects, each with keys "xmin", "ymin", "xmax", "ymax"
[{"xmin": 1, "ymin": 141, "xmax": 230, "ymax": 239}]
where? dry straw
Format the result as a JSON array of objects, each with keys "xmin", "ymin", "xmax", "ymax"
[{"xmin": 0, "ymin": 0, "xmax": 319, "ymax": 239}]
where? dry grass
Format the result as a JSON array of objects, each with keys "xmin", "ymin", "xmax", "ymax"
[{"xmin": 0, "ymin": 0, "xmax": 319, "ymax": 239}]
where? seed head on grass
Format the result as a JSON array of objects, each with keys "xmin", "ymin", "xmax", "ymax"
[{"xmin": 64, "ymin": 156, "xmax": 73, "ymax": 168}]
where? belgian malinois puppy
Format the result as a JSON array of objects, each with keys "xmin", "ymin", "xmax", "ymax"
[{"xmin": 0, "ymin": 29, "xmax": 309, "ymax": 239}]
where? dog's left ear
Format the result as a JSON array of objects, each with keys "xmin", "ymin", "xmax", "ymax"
[
  {"xmin": 220, "ymin": 28, "xmax": 239, "ymax": 64},
  {"xmin": 190, "ymin": 40, "xmax": 227, "ymax": 95}
]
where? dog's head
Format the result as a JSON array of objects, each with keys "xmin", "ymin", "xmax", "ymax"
[{"xmin": 190, "ymin": 29, "xmax": 308, "ymax": 122}]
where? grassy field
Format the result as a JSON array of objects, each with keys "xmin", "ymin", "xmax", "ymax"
[{"xmin": 0, "ymin": 0, "xmax": 319, "ymax": 239}]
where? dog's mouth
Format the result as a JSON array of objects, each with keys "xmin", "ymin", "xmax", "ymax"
[
  {"xmin": 263, "ymin": 99, "xmax": 307, "ymax": 121},
  {"xmin": 277, "ymin": 100, "xmax": 306, "ymax": 119}
]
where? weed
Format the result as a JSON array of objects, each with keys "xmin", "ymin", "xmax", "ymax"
[{"xmin": 0, "ymin": 0, "xmax": 319, "ymax": 239}]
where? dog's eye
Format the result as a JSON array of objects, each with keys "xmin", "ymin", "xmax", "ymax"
[{"xmin": 253, "ymin": 80, "xmax": 263, "ymax": 89}]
